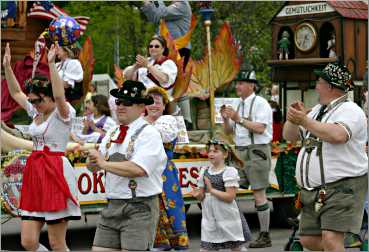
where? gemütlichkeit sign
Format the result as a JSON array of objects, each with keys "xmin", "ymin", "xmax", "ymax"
[{"xmin": 277, "ymin": 2, "xmax": 335, "ymax": 17}]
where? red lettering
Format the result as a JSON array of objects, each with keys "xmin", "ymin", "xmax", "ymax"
[
  {"xmin": 78, "ymin": 173, "xmax": 91, "ymax": 194},
  {"xmin": 178, "ymin": 167, "xmax": 189, "ymax": 188},
  {"xmin": 93, "ymin": 172, "xmax": 105, "ymax": 193},
  {"xmin": 189, "ymin": 167, "xmax": 199, "ymax": 188}
]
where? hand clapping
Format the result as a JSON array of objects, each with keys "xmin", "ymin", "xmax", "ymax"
[
  {"xmin": 287, "ymin": 101, "xmax": 309, "ymax": 126},
  {"xmin": 220, "ymin": 105, "xmax": 240, "ymax": 122},
  {"xmin": 136, "ymin": 54, "xmax": 148, "ymax": 68}
]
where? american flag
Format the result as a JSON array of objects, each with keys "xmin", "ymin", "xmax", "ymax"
[{"xmin": 27, "ymin": 1, "xmax": 90, "ymax": 34}]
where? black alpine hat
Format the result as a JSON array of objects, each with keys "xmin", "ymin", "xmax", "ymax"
[{"xmin": 110, "ymin": 80, "xmax": 154, "ymax": 105}]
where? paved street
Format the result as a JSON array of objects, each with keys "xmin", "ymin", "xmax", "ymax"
[{"xmin": 1, "ymin": 201, "xmax": 296, "ymax": 251}]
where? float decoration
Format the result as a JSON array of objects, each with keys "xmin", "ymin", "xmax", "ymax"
[
  {"xmin": 78, "ymin": 36, "xmax": 96, "ymax": 98},
  {"xmin": 187, "ymin": 22, "xmax": 242, "ymax": 98},
  {"xmin": 159, "ymin": 17, "xmax": 196, "ymax": 101}
]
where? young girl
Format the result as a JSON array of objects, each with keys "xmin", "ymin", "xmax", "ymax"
[
  {"xmin": 191, "ymin": 139, "xmax": 252, "ymax": 251},
  {"xmin": 71, "ymin": 94, "xmax": 116, "ymax": 144}
]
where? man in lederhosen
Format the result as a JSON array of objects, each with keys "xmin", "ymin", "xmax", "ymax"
[
  {"xmin": 283, "ymin": 62, "xmax": 368, "ymax": 251},
  {"xmin": 87, "ymin": 80, "xmax": 167, "ymax": 251},
  {"xmin": 221, "ymin": 70, "xmax": 273, "ymax": 248}
]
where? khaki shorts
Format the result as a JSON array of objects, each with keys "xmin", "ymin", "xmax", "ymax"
[
  {"xmin": 236, "ymin": 144, "xmax": 271, "ymax": 190},
  {"xmin": 93, "ymin": 195, "xmax": 160, "ymax": 251},
  {"xmin": 299, "ymin": 174, "xmax": 368, "ymax": 236}
]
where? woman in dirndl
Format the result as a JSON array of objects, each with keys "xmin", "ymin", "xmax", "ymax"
[
  {"xmin": 3, "ymin": 42, "xmax": 81, "ymax": 251},
  {"xmin": 145, "ymin": 87, "xmax": 189, "ymax": 250}
]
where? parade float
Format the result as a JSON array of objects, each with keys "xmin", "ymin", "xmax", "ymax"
[{"xmin": 1, "ymin": 2, "xmax": 299, "ymax": 227}]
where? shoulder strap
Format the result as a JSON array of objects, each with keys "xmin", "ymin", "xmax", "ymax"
[
  {"xmin": 126, "ymin": 123, "xmax": 150, "ymax": 160},
  {"xmin": 248, "ymin": 96, "xmax": 257, "ymax": 144}
]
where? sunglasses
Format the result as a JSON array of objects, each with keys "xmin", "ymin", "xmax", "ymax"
[
  {"xmin": 28, "ymin": 97, "xmax": 44, "ymax": 105},
  {"xmin": 115, "ymin": 99, "xmax": 134, "ymax": 107},
  {"xmin": 149, "ymin": 44, "xmax": 161, "ymax": 49}
]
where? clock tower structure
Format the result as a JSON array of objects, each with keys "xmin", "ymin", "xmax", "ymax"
[{"xmin": 268, "ymin": 1, "xmax": 368, "ymax": 118}]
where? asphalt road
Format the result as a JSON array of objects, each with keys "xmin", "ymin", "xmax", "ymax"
[{"xmin": 1, "ymin": 201, "xmax": 298, "ymax": 251}]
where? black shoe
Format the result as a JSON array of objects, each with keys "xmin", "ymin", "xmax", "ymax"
[{"xmin": 249, "ymin": 232, "xmax": 272, "ymax": 248}]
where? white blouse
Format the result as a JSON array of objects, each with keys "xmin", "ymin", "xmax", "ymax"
[{"xmin": 56, "ymin": 58, "xmax": 83, "ymax": 88}]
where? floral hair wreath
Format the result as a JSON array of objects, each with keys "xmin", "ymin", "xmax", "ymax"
[
  {"xmin": 206, "ymin": 139, "xmax": 230, "ymax": 151},
  {"xmin": 25, "ymin": 77, "xmax": 52, "ymax": 97}
]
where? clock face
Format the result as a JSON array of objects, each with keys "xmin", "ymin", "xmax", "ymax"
[{"xmin": 294, "ymin": 23, "xmax": 317, "ymax": 52}]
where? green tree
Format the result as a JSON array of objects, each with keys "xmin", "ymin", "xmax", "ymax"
[
  {"xmin": 64, "ymin": 2, "xmax": 155, "ymax": 74},
  {"xmin": 191, "ymin": 1, "xmax": 283, "ymax": 87}
]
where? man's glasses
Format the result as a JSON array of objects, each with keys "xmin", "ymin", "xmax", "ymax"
[
  {"xmin": 28, "ymin": 97, "xmax": 44, "ymax": 105},
  {"xmin": 115, "ymin": 99, "xmax": 134, "ymax": 107},
  {"xmin": 149, "ymin": 44, "xmax": 161, "ymax": 49}
]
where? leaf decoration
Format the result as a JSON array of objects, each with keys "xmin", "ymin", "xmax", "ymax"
[
  {"xmin": 187, "ymin": 21, "xmax": 242, "ymax": 98},
  {"xmin": 160, "ymin": 17, "xmax": 197, "ymax": 101},
  {"xmin": 79, "ymin": 36, "xmax": 95, "ymax": 98},
  {"xmin": 113, "ymin": 64, "xmax": 124, "ymax": 88}
]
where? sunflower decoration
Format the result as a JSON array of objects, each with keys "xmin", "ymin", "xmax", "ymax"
[
  {"xmin": 178, "ymin": 235, "xmax": 189, "ymax": 246},
  {"xmin": 168, "ymin": 199, "xmax": 176, "ymax": 208},
  {"xmin": 162, "ymin": 175, "xmax": 167, "ymax": 182},
  {"xmin": 172, "ymin": 184, "xmax": 178, "ymax": 193}
]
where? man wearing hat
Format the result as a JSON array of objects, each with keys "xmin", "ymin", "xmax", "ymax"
[
  {"xmin": 87, "ymin": 80, "xmax": 167, "ymax": 251},
  {"xmin": 283, "ymin": 62, "xmax": 368, "ymax": 251},
  {"xmin": 221, "ymin": 70, "xmax": 273, "ymax": 248}
]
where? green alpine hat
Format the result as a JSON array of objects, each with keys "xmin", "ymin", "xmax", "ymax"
[
  {"xmin": 314, "ymin": 62, "xmax": 353, "ymax": 92},
  {"xmin": 235, "ymin": 70, "xmax": 258, "ymax": 84}
]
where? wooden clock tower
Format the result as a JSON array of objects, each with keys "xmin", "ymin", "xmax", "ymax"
[{"xmin": 268, "ymin": 1, "xmax": 368, "ymax": 115}]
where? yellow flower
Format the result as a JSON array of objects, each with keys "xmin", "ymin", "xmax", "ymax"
[
  {"xmin": 172, "ymin": 184, "xmax": 178, "ymax": 192},
  {"xmin": 169, "ymin": 216, "xmax": 175, "ymax": 224},
  {"xmin": 181, "ymin": 206, "xmax": 186, "ymax": 212},
  {"xmin": 168, "ymin": 165, "xmax": 173, "ymax": 171},
  {"xmin": 168, "ymin": 199, "xmax": 176, "ymax": 208},
  {"xmin": 162, "ymin": 175, "xmax": 167, "ymax": 182},
  {"xmin": 178, "ymin": 235, "xmax": 188, "ymax": 246}
]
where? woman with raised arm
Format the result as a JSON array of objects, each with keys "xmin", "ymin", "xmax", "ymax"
[{"xmin": 3, "ymin": 42, "xmax": 81, "ymax": 251}]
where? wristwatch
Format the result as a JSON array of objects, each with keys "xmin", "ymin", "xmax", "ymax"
[{"xmin": 238, "ymin": 118, "xmax": 245, "ymax": 125}]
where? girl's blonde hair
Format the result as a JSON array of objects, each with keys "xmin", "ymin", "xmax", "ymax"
[{"xmin": 206, "ymin": 139, "xmax": 244, "ymax": 169}]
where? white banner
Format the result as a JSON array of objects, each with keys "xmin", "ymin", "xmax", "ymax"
[
  {"xmin": 214, "ymin": 98, "xmax": 238, "ymax": 124},
  {"xmin": 277, "ymin": 3, "xmax": 335, "ymax": 17}
]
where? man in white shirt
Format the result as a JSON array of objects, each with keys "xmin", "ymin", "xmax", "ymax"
[
  {"xmin": 221, "ymin": 70, "xmax": 273, "ymax": 248},
  {"xmin": 283, "ymin": 62, "xmax": 368, "ymax": 251},
  {"xmin": 87, "ymin": 80, "xmax": 167, "ymax": 251}
]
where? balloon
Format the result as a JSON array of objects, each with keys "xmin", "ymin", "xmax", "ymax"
[{"xmin": 48, "ymin": 16, "xmax": 81, "ymax": 46}]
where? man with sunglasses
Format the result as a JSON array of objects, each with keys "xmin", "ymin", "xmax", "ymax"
[
  {"xmin": 220, "ymin": 70, "xmax": 273, "ymax": 248},
  {"xmin": 87, "ymin": 80, "xmax": 167, "ymax": 251}
]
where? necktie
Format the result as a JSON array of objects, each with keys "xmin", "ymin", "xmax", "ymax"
[
  {"xmin": 315, "ymin": 105, "xmax": 327, "ymax": 122},
  {"xmin": 111, "ymin": 125, "xmax": 129, "ymax": 144}
]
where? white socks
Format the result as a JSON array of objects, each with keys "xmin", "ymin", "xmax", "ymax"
[{"xmin": 36, "ymin": 243, "xmax": 48, "ymax": 251}]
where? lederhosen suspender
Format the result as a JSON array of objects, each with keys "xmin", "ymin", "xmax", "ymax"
[
  {"xmin": 299, "ymin": 94, "xmax": 348, "ymax": 189},
  {"xmin": 235, "ymin": 96, "xmax": 257, "ymax": 144},
  {"xmin": 125, "ymin": 124, "xmax": 149, "ymax": 198}
]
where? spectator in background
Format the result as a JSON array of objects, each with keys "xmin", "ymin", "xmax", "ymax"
[
  {"xmin": 71, "ymin": 94, "xmax": 116, "ymax": 144},
  {"xmin": 141, "ymin": 0, "xmax": 193, "ymax": 128},
  {"xmin": 269, "ymin": 100, "xmax": 283, "ymax": 142},
  {"xmin": 56, "ymin": 45, "xmax": 84, "ymax": 102}
]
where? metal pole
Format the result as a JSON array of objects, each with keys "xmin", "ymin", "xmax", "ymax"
[{"xmin": 205, "ymin": 20, "xmax": 215, "ymax": 129}]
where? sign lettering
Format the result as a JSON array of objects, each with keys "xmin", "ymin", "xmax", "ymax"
[{"xmin": 277, "ymin": 3, "xmax": 335, "ymax": 17}]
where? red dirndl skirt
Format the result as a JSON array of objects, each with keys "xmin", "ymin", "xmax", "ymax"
[{"xmin": 19, "ymin": 146, "xmax": 78, "ymax": 212}]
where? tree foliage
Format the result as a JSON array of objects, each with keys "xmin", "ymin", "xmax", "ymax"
[
  {"xmin": 63, "ymin": 1, "xmax": 155, "ymax": 74},
  {"xmin": 63, "ymin": 1, "xmax": 283, "ymax": 86}
]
